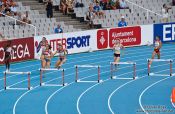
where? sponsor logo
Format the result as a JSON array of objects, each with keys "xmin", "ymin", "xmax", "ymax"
[
  {"xmin": 154, "ymin": 23, "xmax": 175, "ymax": 42},
  {"xmin": 97, "ymin": 29, "xmax": 108, "ymax": 49},
  {"xmin": 0, "ymin": 37, "xmax": 34, "ymax": 64},
  {"xmin": 35, "ymin": 35, "xmax": 91, "ymax": 53}
]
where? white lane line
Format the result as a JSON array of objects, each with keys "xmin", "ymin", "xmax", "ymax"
[
  {"xmin": 139, "ymin": 76, "xmax": 173, "ymax": 114},
  {"xmin": 13, "ymin": 46, "xmax": 175, "ymax": 114}
]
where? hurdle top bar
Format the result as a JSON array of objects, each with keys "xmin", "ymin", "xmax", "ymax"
[
  {"xmin": 147, "ymin": 59, "xmax": 173, "ymax": 62},
  {"xmin": 75, "ymin": 65, "xmax": 100, "ymax": 68},
  {"xmin": 3, "ymin": 71, "xmax": 31, "ymax": 74},
  {"xmin": 39, "ymin": 68, "xmax": 65, "ymax": 71},
  {"xmin": 110, "ymin": 62, "xmax": 136, "ymax": 65}
]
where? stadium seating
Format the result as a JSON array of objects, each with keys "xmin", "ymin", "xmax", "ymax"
[{"xmin": 0, "ymin": 0, "xmax": 174, "ymax": 39}]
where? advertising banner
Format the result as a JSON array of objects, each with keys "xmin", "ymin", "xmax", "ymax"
[{"xmin": 0, "ymin": 37, "xmax": 34, "ymax": 64}]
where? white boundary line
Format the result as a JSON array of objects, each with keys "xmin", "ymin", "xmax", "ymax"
[{"xmin": 139, "ymin": 76, "xmax": 173, "ymax": 114}]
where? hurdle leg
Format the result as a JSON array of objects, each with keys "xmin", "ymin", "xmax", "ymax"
[
  {"xmin": 98, "ymin": 66, "xmax": 100, "ymax": 83},
  {"xmin": 133, "ymin": 63, "xmax": 136, "ymax": 79},
  {"xmin": 110, "ymin": 63, "xmax": 113, "ymax": 79},
  {"xmin": 4, "ymin": 72, "xmax": 6, "ymax": 90},
  {"xmin": 148, "ymin": 60, "xmax": 150, "ymax": 76},
  {"xmin": 75, "ymin": 66, "xmax": 78, "ymax": 82},
  {"xmin": 170, "ymin": 60, "xmax": 172, "ymax": 76},
  {"xmin": 40, "ymin": 70, "xmax": 42, "ymax": 86},
  {"xmin": 28, "ymin": 73, "xmax": 30, "ymax": 90},
  {"xmin": 62, "ymin": 69, "xmax": 65, "ymax": 86}
]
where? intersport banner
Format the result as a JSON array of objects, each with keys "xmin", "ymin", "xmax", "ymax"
[
  {"xmin": 0, "ymin": 37, "xmax": 34, "ymax": 64},
  {"xmin": 34, "ymin": 30, "xmax": 97, "ymax": 59}
]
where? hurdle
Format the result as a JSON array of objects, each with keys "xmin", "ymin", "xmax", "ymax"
[
  {"xmin": 147, "ymin": 59, "xmax": 173, "ymax": 76},
  {"xmin": 39, "ymin": 68, "xmax": 66, "ymax": 87},
  {"xmin": 75, "ymin": 65, "xmax": 102, "ymax": 83},
  {"xmin": 3, "ymin": 71, "xmax": 31, "ymax": 90},
  {"xmin": 110, "ymin": 62, "xmax": 137, "ymax": 80}
]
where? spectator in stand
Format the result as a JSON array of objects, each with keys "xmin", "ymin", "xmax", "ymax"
[
  {"xmin": 0, "ymin": 4, "xmax": 6, "ymax": 16},
  {"xmin": 86, "ymin": 6, "xmax": 95, "ymax": 28},
  {"xmin": 17, "ymin": 11, "xmax": 31, "ymax": 25},
  {"xmin": 93, "ymin": 2, "xmax": 104, "ymax": 18},
  {"xmin": 54, "ymin": 24, "xmax": 63, "ymax": 33},
  {"xmin": 162, "ymin": 4, "xmax": 171, "ymax": 23},
  {"xmin": 66, "ymin": 0, "xmax": 73, "ymax": 14},
  {"xmin": 6, "ymin": 0, "xmax": 14, "ymax": 6},
  {"xmin": 109, "ymin": 0, "xmax": 116, "ymax": 10},
  {"xmin": 75, "ymin": 0, "xmax": 84, "ymax": 8},
  {"xmin": 10, "ymin": 2, "xmax": 17, "ymax": 15},
  {"xmin": 60, "ymin": 0, "xmax": 67, "ymax": 15},
  {"xmin": 4, "ymin": 4, "xmax": 11, "ymax": 16},
  {"xmin": 118, "ymin": 16, "xmax": 127, "ymax": 27},
  {"xmin": 46, "ymin": 0, "xmax": 53, "ymax": 18},
  {"xmin": 89, "ymin": 3, "xmax": 94, "ymax": 9},
  {"xmin": 116, "ymin": 0, "xmax": 120, "ymax": 9},
  {"xmin": 0, "ymin": 32, "xmax": 5, "ymax": 40},
  {"xmin": 0, "ymin": 0, "xmax": 3, "ymax": 6},
  {"xmin": 99, "ymin": 0, "xmax": 107, "ymax": 10},
  {"xmin": 119, "ymin": 0, "xmax": 128, "ymax": 9}
]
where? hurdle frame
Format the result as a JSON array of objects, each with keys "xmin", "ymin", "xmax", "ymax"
[
  {"xmin": 75, "ymin": 65, "xmax": 101, "ymax": 83},
  {"xmin": 39, "ymin": 68, "xmax": 65, "ymax": 86},
  {"xmin": 147, "ymin": 59, "xmax": 173, "ymax": 76},
  {"xmin": 4, "ymin": 71, "xmax": 31, "ymax": 90},
  {"xmin": 110, "ymin": 62, "xmax": 136, "ymax": 80}
]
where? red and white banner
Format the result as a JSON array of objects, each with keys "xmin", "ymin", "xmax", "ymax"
[
  {"xmin": 109, "ymin": 26, "xmax": 141, "ymax": 47},
  {"xmin": 96, "ymin": 26, "xmax": 147, "ymax": 49},
  {"xmin": 0, "ymin": 37, "xmax": 34, "ymax": 64}
]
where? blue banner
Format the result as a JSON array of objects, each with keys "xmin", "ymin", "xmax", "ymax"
[{"xmin": 154, "ymin": 22, "xmax": 175, "ymax": 43}]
